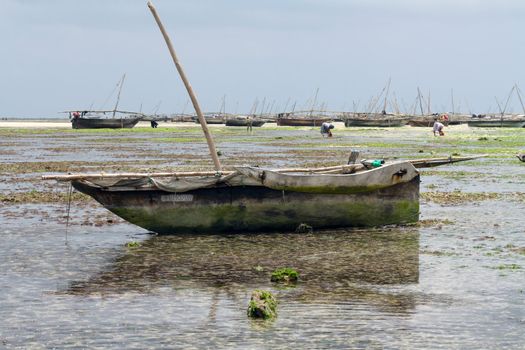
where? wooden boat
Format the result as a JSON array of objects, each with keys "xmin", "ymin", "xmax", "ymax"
[
  {"xmin": 276, "ymin": 113, "xmax": 331, "ymax": 127},
  {"xmin": 44, "ymin": 155, "xmax": 483, "ymax": 235},
  {"xmin": 447, "ymin": 114, "xmax": 470, "ymax": 125},
  {"xmin": 194, "ymin": 114, "xmax": 225, "ymax": 124},
  {"xmin": 344, "ymin": 113, "xmax": 407, "ymax": 127},
  {"xmin": 407, "ymin": 115, "xmax": 441, "ymax": 127},
  {"xmin": 467, "ymin": 115, "xmax": 525, "ymax": 128},
  {"xmin": 68, "ymin": 74, "xmax": 145, "ymax": 129},
  {"xmin": 61, "ymin": 161, "xmax": 420, "ymax": 234},
  {"xmin": 69, "ymin": 110, "xmax": 143, "ymax": 129},
  {"xmin": 225, "ymin": 116, "xmax": 265, "ymax": 127}
]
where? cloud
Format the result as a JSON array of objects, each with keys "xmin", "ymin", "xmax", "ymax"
[{"xmin": 1, "ymin": 0, "xmax": 525, "ymax": 116}]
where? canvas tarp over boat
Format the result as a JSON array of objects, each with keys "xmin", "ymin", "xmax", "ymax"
[
  {"xmin": 77, "ymin": 172, "xmax": 261, "ymax": 193},
  {"xmin": 74, "ymin": 161, "xmax": 418, "ymax": 195}
]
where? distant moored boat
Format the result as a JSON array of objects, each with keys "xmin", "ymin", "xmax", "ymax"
[
  {"xmin": 69, "ymin": 110, "xmax": 143, "ymax": 129},
  {"xmin": 343, "ymin": 113, "xmax": 408, "ymax": 127},
  {"xmin": 467, "ymin": 114, "xmax": 525, "ymax": 128}
]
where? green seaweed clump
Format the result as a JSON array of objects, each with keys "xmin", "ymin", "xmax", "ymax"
[
  {"xmin": 247, "ymin": 290, "xmax": 277, "ymax": 319},
  {"xmin": 495, "ymin": 264, "xmax": 521, "ymax": 270},
  {"xmin": 126, "ymin": 241, "xmax": 141, "ymax": 248},
  {"xmin": 271, "ymin": 267, "xmax": 299, "ymax": 283}
]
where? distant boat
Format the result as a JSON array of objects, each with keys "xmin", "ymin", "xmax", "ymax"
[
  {"xmin": 68, "ymin": 74, "xmax": 144, "ymax": 129},
  {"xmin": 276, "ymin": 113, "xmax": 331, "ymax": 126},
  {"xmin": 225, "ymin": 115, "xmax": 265, "ymax": 127},
  {"xmin": 194, "ymin": 114, "xmax": 225, "ymax": 124},
  {"xmin": 467, "ymin": 114, "xmax": 525, "ymax": 128},
  {"xmin": 344, "ymin": 113, "xmax": 407, "ymax": 127},
  {"xmin": 69, "ymin": 110, "xmax": 143, "ymax": 129}
]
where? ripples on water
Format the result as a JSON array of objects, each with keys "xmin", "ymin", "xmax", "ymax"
[
  {"xmin": 1, "ymin": 127, "xmax": 524, "ymax": 348},
  {"xmin": 1, "ymin": 203, "xmax": 523, "ymax": 349}
]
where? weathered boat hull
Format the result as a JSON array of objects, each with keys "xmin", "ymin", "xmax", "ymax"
[
  {"xmin": 72, "ymin": 117, "xmax": 140, "ymax": 129},
  {"xmin": 194, "ymin": 117, "xmax": 225, "ymax": 124},
  {"xmin": 72, "ymin": 176, "xmax": 420, "ymax": 235},
  {"xmin": 467, "ymin": 119, "xmax": 525, "ymax": 127},
  {"xmin": 344, "ymin": 119, "xmax": 407, "ymax": 127},
  {"xmin": 276, "ymin": 118, "xmax": 331, "ymax": 127},
  {"xmin": 225, "ymin": 119, "xmax": 266, "ymax": 127},
  {"xmin": 407, "ymin": 117, "xmax": 443, "ymax": 127}
]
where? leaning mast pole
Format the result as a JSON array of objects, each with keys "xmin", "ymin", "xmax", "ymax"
[
  {"xmin": 382, "ymin": 77, "xmax": 391, "ymax": 113},
  {"xmin": 112, "ymin": 73, "xmax": 126, "ymax": 118},
  {"xmin": 515, "ymin": 84, "xmax": 525, "ymax": 114},
  {"xmin": 417, "ymin": 87, "xmax": 424, "ymax": 116},
  {"xmin": 148, "ymin": 1, "xmax": 221, "ymax": 171}
]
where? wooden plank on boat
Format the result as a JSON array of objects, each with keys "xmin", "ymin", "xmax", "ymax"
[
  {"xmin": 42, "ymin": 155, "xmax": 484, "ymax": 181},
  {"xmin": 409, "ymin": 155, "xmax": 486, "ymax": 168}
]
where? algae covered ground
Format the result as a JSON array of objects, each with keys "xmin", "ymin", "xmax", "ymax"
[
  {"xmin": 1, "ymin": 122, "xmax": 524, "ymax": 206},
  {"xmin": 0, "ymin": 122, "xmax": 524, "ymax": 349}
]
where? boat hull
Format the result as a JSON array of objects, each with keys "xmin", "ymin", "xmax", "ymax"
[
  {"xmin": 72, "ymin": 118, "xmax": 140, "ymax": 129},
  {"xmin": 225, "ymin": 119, "xmax": 266, "ymax": 127},
  {"xmin": 72, "ymin": 176, "xmax": 420, "ymax": 235},
  {"xmin": 467, "ymin": 120, "xmax": 525, "ymax": 127},
  {"xmin": 344, "ymin": 119, "xmax": 406, "ymax": 127},
  {"xmin": 194, "ymin": 116, "xmax": 225, "ymax": 124},
  {"xmin": 276, "ymin": 118, "xmax": 331, "ymax": 126}
]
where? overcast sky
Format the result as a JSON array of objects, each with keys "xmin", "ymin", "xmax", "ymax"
[{"xmin": 2, "ymin": 0, "xmax": 525, "ymax": 117}]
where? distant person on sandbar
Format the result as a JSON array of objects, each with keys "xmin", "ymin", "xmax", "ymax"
[
  {"xmin": 432, "ymin": 118, "xmax": 445, "ymax": 136},
  {"xmin": 246, "ymin": 116, "xmax": 253, "ymax": 133},
  {"xmin": 151, "ymin": 120, "xmax": 159, "ymax": 128},
  {"xmin": 320, "ymin": 122, "xmax": 334, "ymax": 137}
]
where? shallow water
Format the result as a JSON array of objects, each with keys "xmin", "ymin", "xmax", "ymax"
[
  {"xmin": 1, "ymin": 212, "xmax": 523, "ymax": 349},
  {"xmin": 1, "ymin": 124, "xmax": 524, "ymax": 348}
]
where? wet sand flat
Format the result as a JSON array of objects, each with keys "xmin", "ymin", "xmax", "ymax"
[{"xmin": 0, "ymin": 121, "xmax": 524, "ymax": 348}]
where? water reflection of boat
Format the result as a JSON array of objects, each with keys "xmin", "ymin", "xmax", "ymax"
[{"xmin": 65, "ymin": 230, "xmax": 419, "ymax": 310}]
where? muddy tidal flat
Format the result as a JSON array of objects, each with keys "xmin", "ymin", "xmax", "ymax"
[{"xmin": 1, "ymin": 120, "xmax": 524, "ymax": 349}]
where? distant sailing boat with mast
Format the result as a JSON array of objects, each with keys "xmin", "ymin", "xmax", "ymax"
[
  {"xmin": 344, "ymin": 78, "xmax": 408, "ymax": 127},
  {"xmin": 68, "ymin": 74, "xmax": 145, "ymax": 129},
  {"xmin": 467, "ymin": 85, "xmax": 525, "ymax": 127}
]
